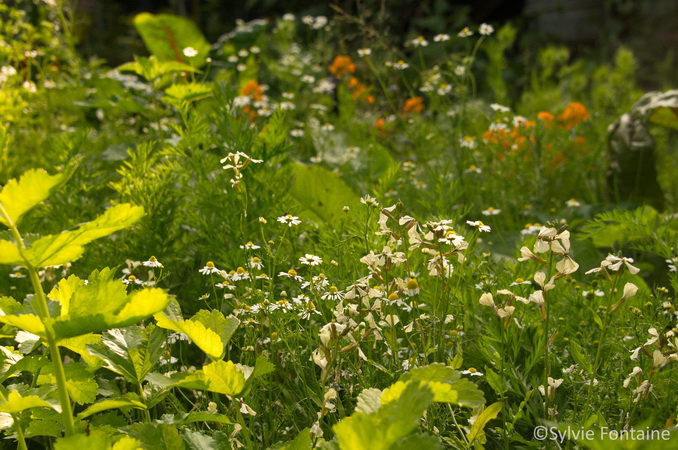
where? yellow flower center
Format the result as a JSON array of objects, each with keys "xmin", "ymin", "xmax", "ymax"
[
  {"xmin": 406, "ymin": 279, "xmax": 419, "ymax": 290},
  {"xmin": 236, "ymin": 267, "xmax": 246, "ymax": 274},
  {"xmin": 388, "ymin": 293, "xmax": 399, "ymax": 301},
  {"xmin": 468, "ymin": 367, "xmax": 477, "ymax": 373},
  {"xmin": 515, "ymin": 278, "xmax": 524, "ymax": 283},
  {"xmin": 329, "ymin": 286, "xmax": 338, "ymax": 293},
  {"xmin": 128, "ymin": 275, "xmax": 136, "ymax": 281},
  {"xmin": 288, "ymin": 269, "xmax": 297, "ymax": 276},
  {"xmin": 149, "ymin": 256, "xmax": 157, "ymax": 262},
  {"xmin": 251, "ymin": 257, "xmax": 261, "ymax": 263},
  {"xmin": 271, "ymin": 332, "xmax": 278, "ymax": 339},
  {"xmin": 206, "ymin": 261, "xmax": 215, "ymax": 268}
]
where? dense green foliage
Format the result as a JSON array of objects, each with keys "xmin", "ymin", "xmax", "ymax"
[{"xmin": 0, "ymin": 1, "xmax": 676, "ymax": 449}]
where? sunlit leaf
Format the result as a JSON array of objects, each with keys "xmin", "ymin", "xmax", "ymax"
[
  {"xmin": 0, "ymin": 390, "xmax": 59, "ymax": 414},
  {"xmin": 0, "ymin": 239, "xmax": 23, "ymax": 265},
  {"xmin": 134, "ymin": 13, "xmax": 210, "ymax": 67},
  {"xmin": 467, "ymin": 401, "xmax": 503, "ymax": 446},
  {"xmin": 155, "ymin": 311, "xmax": 224, "ymax": 360},
  {"xmin": 77, "ymin": 395, "xmax": 147, "ymax": 419},
  {"xmin": 0, "ymin": 169, "xmax": 65, "ymax": 227}
]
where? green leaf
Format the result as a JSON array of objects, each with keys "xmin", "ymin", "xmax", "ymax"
[
  {"xmin": 334, "ymin": 382, "xmax": 434, "ymax": 450},
  {"xmin": 25, "ymin": 419, "xmax": 62, "ymax": 438},
  {"xmin": 128, "ymin": 422, "xmax": 186, "ymax": 450},
  {"xmin": 51, "ymin": 286, "xmax": 170, "ymax": 340},
  {"xmin": 177, "ymin": 412, "xmax": 233, "ymax": 425},
  {"xmin": 47, "ymin": 275, "xmax": 84, "ymax": 316},
  {"xmin": 58, "ymin": 333, "xmax": 103, "ymax": 368},
  {"xmin": 391, "ymin": 433, "xmax": 443, "ymax": 450},
  {"xmin": 134, "ymin": 13, "xmax": 210, "ymax": 67},
  {"xmin": 0, "ymin": 168, "xmax": 65, "ymax": 227},
  {"xmin": 182, "ymin": 429, "xmax": 218, "ymax": 450},
  {"xmin": 19, "ymin": 204, "xmax": 144, "ymax": 267},
  {"xmin": 0, "ymin": 390, "xmax": 59, "ymax": 414},
  {"xmin": 467, "ymin": 402, "xmax": 503, "ymax": 446},
  {"xmin": 203, "ymin": 360, "xmax": 246, "ymax": 396},
  {"xmin": 164, "ymin": 83, "xmax": 213, "ymax": 102},
  {"xmin": 55, "ymin": 431, "xmax": 142, "ymax": 449},
  {"xmin": 569, "ymin": 340, "xmax": 592, "ymax": 374},
  {"xmin": 0, "ymin": 239, "xmax": 22, "ymax": 265},
  {"xmin": 77, "ymin": 395, "xmax": 147, "ymax": 419},
  {"xmin": 118, "ymin": 56, "xmax": 201, "ymax": 81},
  {"xmin": 0, "ymin": 314, "xmax": 46, "ymax": 336},
  {"xmin": 37, "ymin": 362, "xmax": 98, "ymax": 405},
  {"xmin": 112, "ymin": 437, "xmax": 145, "ymax": 450},
  {"xmin": 155, "ymin": 310, "xmax": 224, "ymax": 360},
  {"xmin": 355, "ymin": 388, "xmax": 382, "ymax": 414},
  {"xmin": 288, "ymin": 163, "xmax": 362, "ymax": 224},
  {"xmin": 191, "ymin": 309, "xmax": 240, "ymax": 349},
  {"xmin": 277, "ymin": 428, "xmax": 312, "ymax": 450}
]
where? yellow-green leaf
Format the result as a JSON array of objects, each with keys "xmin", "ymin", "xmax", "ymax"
[
  {"xmin": 0, "ymin": 390, "xmax": 59, "ymax": 414},
  {"xmin": 154, "ymin": 312, "xmax": 224, "ymax": 360},
  {"xmin": 0, "ymin": 239, "xmax": 23, "ymax": 265},
  {"xmin": 0, "ymin": 314, "xmax": 46, "ymax": 336},
  {"xmin": 203, "ymin": 360, "xmax": 246, "ymax": 396},
  {"xmin": 77, "ymin": 396, "xmax": 147, "ymax": 419},
  {"xmin": 467, "ymin": 401, "xmax": 503, "ymax": 446},
  {"xmin": 21, "ymin": 204, "xmax": 144, "ymax": 267},
  {"xmin": 0, "ymin": 169, "xmax": 65, "ymax": 227},
  {"xmin": 47, "ymin": 275, "xmax": 84, "ymax": 316}
]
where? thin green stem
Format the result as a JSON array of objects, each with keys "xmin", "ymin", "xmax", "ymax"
[{"xmin": 0, "ymin": 203, "xmax": 76, "ymax": 436}]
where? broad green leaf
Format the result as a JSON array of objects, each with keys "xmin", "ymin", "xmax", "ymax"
[
  {"xmin": 47, "ymin": 275, "xmax": 84, "ymax": 316},
  {"xmin": 52, "ymin": 287, "xmax": 170, "ymax": 340},
  {"xmin": 58, "ymin": 333, "xmax": 103, "ymax": 368},
  {"xmin": 355, "ymin": 387, "xmax": 382, "ymax": 414},
  {"xmin": 0, "ymin": 168, "xmax": 65, "ymax": 227},
  {"xmin": 0, "ymin": 390, "xmax": 59, "ymax": 413},
  {"xmin": 155, "ymin": 311, "xmax": 224, "ymax": 360},
  {"xmin": 467, "ymin": 401, "xmax": 503, "ymax": 446},
  {"xmin": 0, "ymin": 314, "xmax": 46, "ymax": 335},
  {"xmin": 181, "ymin": 429, "xmax": 217, "ymax": 450},
  {"xmin": 25, "ymin": 419, "xmax": 62, "ymax": 438},
  {"xmin": 0, "ymin": 239, "xmax": 22, "ymax": 265},
  {"xmin": 55, "ymin": 431, "xmax": 142, "ymax": 449},
  {"xmin": 164, "ymin": 83, "xmax": 213, "ymax": 102},
  {"xmin": 128, "ymin": 422, "xmax": 186, "ymax": 450},
  {"xmin": 191, "ymin": 309, "xmax": 240, "ymax": 348},
  {"xmin": 288, "ymin": 163, "xmax": 362, "ymax": 224},
  {"xmin": 277, "ymin": 428, "xmax": 312, "ymax": 450},
  {"xmin": 134, "ymin": 13, "xmax": 210, "ymax": 67},
  {"xmin": 20, "ymin": 204, "xmax": 144, "ymax": 267},
  {"xmin": 38, "ymin": 362, "xmax": 98, "ymax": 405},
  {"xmin": 178, "ymin": 412, "xmax": 233, "ymax": 425},
  {"xmin": 112, "ymin": 437, "xmax": 144, "ymax": 450},
  {"xmin": 87, "ymin": 326, "xmax": 164, "ymax": 384},
  {"xmin": 391, "ymin": 433, "xmax": 443, "ymax": 450},
  {"xmin": 334, "ymin": 382, "xmax": 434, "ymax": 450},
  {"xmin": 118, "ymin": 56, "xmax": 201, "ymax": 81},
  {"xmin": 203, "ymin": 360, "xmax": 246, "ymax": 396},
  {"xmin": 0, "ymin": 296, "xmax": 22, "ymax": 315},
  {"xmin": 400, "ymin": 363, "xmax": 461, "ymax": 384},
  {"xmin": 77, "ymin": 395, "xmax": 147, "ymax": 419},
  {"xmin": 0, "ymin": 354, "xmax": 49, "ymax": 383}
]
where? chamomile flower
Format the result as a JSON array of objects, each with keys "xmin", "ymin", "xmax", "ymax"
[
  {"xmin": 510, "ymin": 277, "xmax": 532, "ymax": 286},
  {"xmin": 479, "ymin": 23, "xmax": 494, "ymax": 35},
  {"xmin": 322, "ymin": 286, "xmax": 344, "ymax": 301},
  {"xmin": 199, "ymin": 261, "xmax": 221, "ymax": 275},
  {"xmin": 666, "ymin": 257, "xmax": 677, "ymax": 272},
  {"xmin": 182, "ymin": 46, "xmax": 198, "ymax": 58},
  {"xmin": 249, "ymin": 257, "xmax": 264, "ymax": 270},
  {"xmin": 411, "ymin": 36, "xmax": 429, "ymax": 47},
  {"xmin": 403, "ymin": 278, "xmax": 420, "ymax": 296},
  {"xmin": 300, "ymin": 254, "xmax": 323, "ymax": 266},
  {"xmin": 460, "ymin": 136, "xmax": 476, "ymax": 148},
  {"xmin": 240, "ymin": 241, "xmax": 261, "ymax": 250},
  {"xmin": 143, "ymin": 256, "xmax": 164, "ymax": 268},
  {"xmin": 277, "ymin": 214, "xmax": 301, "ymax": 227},
  {"xmin": 566, "ymin": 198, "xmax": 581, "ymax": 207},
  {"xmin": 357, "ymin": 48, "xmax": 372, "ymax": 57},
  {"xmin": 461, "ymin": 368, "xmax": 484, "ymax": 376},
  {"xmin": 466, "ymin": 220, "xmax": 491, "ymax": 232},
  {"xmin": 482, "ymin": 206, "xmax": 501, "ymax": 216},
  {"xmin": 279, "ymin": 269, "xmax": 304, "ymax": 282},
  {"xmin": 231, "ymin": 267, "xmax": 251, "ymax": 281},
  {"xmin": 465, "ymin": 165, "xmax": 482, "ymax": 174},
  {"xmin": 392, "ymin": 60, "xmax": 409, "ymax": 70},
  {"xmin": 458, "ymin": 27, "xmax": 473, "ymax": 37},
  {"xmin": 360, "ymin": 195, "xmax": 379, "ymax": 207},
  {"xmin": 433, "ymin": 33, "xmax": 450, "ymax": 42}
]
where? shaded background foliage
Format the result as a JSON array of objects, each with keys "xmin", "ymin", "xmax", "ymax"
[{"xmin": 61, "ymin": 0, "xmax": 677, "ymax": 89}]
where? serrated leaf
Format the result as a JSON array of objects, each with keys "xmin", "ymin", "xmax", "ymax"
[
  {"xmin": 0, "ymin": 168, "xmax": 65, "ymax": 227},
  {"xmin": 58, "ymin": 333, "xmax": 103, "ymax": 368},
  {"xmin": 134, "ymin": 13, "xmax": 210, "ymax": 67},
  {"xmin": 355, "ymin": 388, "xmax": 382, "ymax": 414},
  {"xmin": 118, "ymin": 56, "xmax": 201, "ymax": 81},
  {"xmin": 334, "ymin": 382, "xmax": 434, "ymax": 450},
  {"xmin": 178, "ymin": 412, "xmax": 233, "ymax": 425},
  {"xmin": 0, "ymin": 239, "xmax": 22, "ymax": 265},
  {"xmin": 47, "ymin": 275, "xmax": 84, "ymax": 316},
  {"xmin": 37, "ymin": 362, "xmax": 98, "ymax": 405},
  {"xmin": 25, "ymin": 418, "xmax": 62, "ymax": 438},
  {"xmin": 400, "ymin": 363, "xmax": 461, "ymax": 384},
  {"xmin": 112, "ymin": 437, "xmax": 144, "ymax": 450},
  {"xmin": 0, "ymin": 390, "xmax": 59, "ymax": 413},
  {"xmin": 203, "ymin": 360, "xmax": 246, "ymax": 396},
  {"xmin": 277, "ymin": 428, "xmax": 312, "ymax": 450},
  {"xmin": 128, "ymin": 423, "xmax": 185, "ymax": 450},
  {"xmin": 191, "ymin": 309, "xmax": 240, "ymax": 348},
  {"xmin": 0, "ymin": 314, "xmax": 46, "ymax": 336},
  {"xmin": 155, "ymin": 311, "xmax": 224, "ymax": 360},
  {"xmin": 20, "ymin": 204, "xmax": 144, "ymax": 267},
  {"xmin": 391, "ymin": 433, "xmax": 443, "ymax": 450},
  {"xmin": 467, "ymin": 401, "xmax": 503, "ymax": 446},
  {"xmin": 77, "ymin": 395, "xmax": 147, "ymax": 419},
  {"xmin": 182, "ymin": 429, "xmax": 217, "ymax": 450},
  {"xmin": 55, "ymin": 431, "xmax": 138, "ymax": 449},
  {"xmin": 164, "ymin": 83, "xmax": 213, "ymax": 102}
]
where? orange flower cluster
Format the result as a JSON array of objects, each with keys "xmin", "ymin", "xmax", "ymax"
[
  {"xmin": 347, "ymin": 77, "xmax": 375, "ymax": 104},
  {"xmin": 556, "ymin": 102, "xmax": 589, "ymax": 130},
  {"xmin": 482, "ymin": 121, "xmax": 536, "ymax": 158},
  {"xmin": 241, "ymin": 80, "xmax": 264, "ymax": 101},
  {"xmin": 240, "ymin": 80, "xmax": 264, "ymax": 120},
  {"xmin": 329, "ymin": 55, "xmax": 356, "ymax": 78},
  {"xmin": 403, "ymin": 96, "xmax": 424, "ymax": 114}
]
